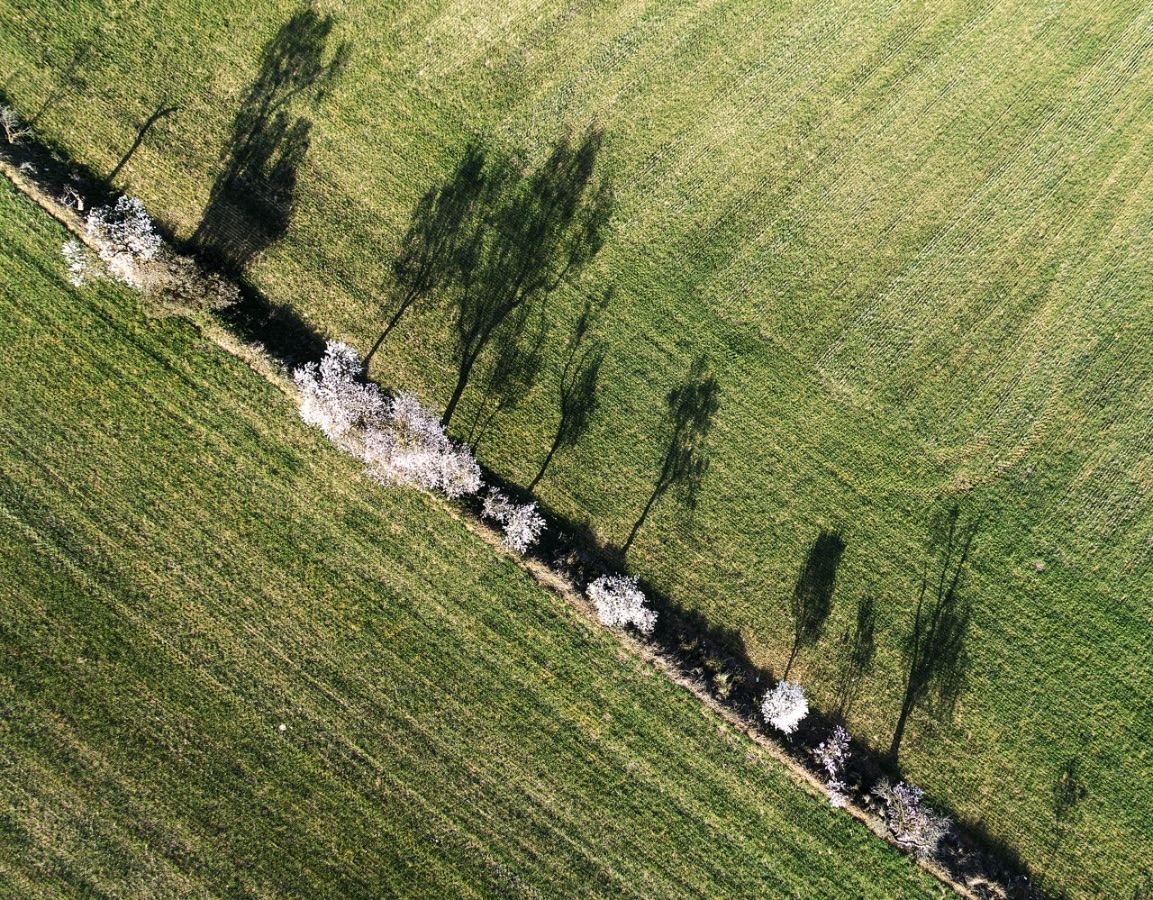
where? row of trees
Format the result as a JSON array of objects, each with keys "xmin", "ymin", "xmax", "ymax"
[
  {"xmin": 347, "ymin": 129, "xmax": 976, "ymax": 779},
  {"xmin": 52, "ymin": 102, "xmax": 969, "ymax": 869}
]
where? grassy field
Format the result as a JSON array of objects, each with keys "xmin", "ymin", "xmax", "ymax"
[
  {"xmin": 0, "ymin": 179, "xmax": 947, "ymax": 896},
  {"xmin": 2, "ymin": 0, "xmax": 1152, "ymax": 893}
]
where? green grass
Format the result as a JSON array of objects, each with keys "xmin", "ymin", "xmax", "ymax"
[
  {"xmin": 2, "ymin": 1, "xmax": 1152, "ymax": 893},
  {"xmin": 0, "ymin": 180, "xmax": 943, "ymax": 895}
]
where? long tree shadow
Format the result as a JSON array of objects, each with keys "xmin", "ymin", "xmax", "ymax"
[
  {"xmin": 367, "ymin": 129, "xmax": 613, "ymax": 428},
  {"xmin": 363, "ymin": 140, "xmax": 491, "ymax": 369},
  {"xmin": 193, "ymin": 3, "xmax": 349, "ymax": 276},
  {"xmin": 889, "ymin": 504, "xmax": 977, "ymax": 762},
  {"xmin": 29, "ymin": 37, "xmax": 95, "ymax": 127},
  {"xmin": 528, "ymin": 290, "xmax": 611, "ymax": 492},
  {"xmin": 622, "ymin": 356, "xmax": 720, "ymax": 555},
  {"xmin": 834, "ymin": 592, "xmax": 877, "ymax": 718},
  {"xmin": 441, "ymin": 128, "xmax": 614, "ymax": 427},
  {"xmin": 783, "ymin": 528, "xmax": 845, "ymax": 679},
  {"xmin": 458, "ymin": 466, "xmax": 1039, "ymax": 896}
]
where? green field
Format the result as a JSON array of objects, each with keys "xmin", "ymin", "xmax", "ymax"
[
  {"xmin": 2, "ymin": 0, "xmax": 1152, "ymax": 894},
  {"xmin": 0, "ymin": 180, "xmax": 946, "ymax": 896}
]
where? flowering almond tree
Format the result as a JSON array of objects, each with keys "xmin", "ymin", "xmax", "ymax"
[
  {"xmin": 63, "ymin": 196, "xmax": 237, "ymax": 312},
  {"xmin": 586, "ymin": 574, "xmax": 656, "ymax": 634},
  {"xmin": 481, "ymin": 489, "xmax": 546, "ymax": 554},
  {"xmin": 294, "ymin": 342, "xmax": 481, "ymax": 499},
  {"xmin": 873, "ymin": 779, "xmax": 951, "ymax": 860},
  {"xmin": 761, "ymin": 680, "xmax": 809, "ymax": 735},
  {"xmin": 812, "ymin": 725, "xmax": 851, "ymax": 807}
]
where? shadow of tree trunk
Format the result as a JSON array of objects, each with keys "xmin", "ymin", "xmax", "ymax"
[
  {"xmin": 106, "ymin": 103, "xmax": 179, "ymax": 185},
  {"xmin": 890, "ymin": 504, "xmax": 977, "ymax": 762}
]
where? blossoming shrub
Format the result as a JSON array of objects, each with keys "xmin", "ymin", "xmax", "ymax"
[
  {"xmin": 481, "ymin": 489, "xmax": 545, "ymax": 554},
  {"xmin": 873, "ymin": 779, "xmax": 951, "ymax": 860},
  {"xmin": 294, "ymin": 342, "xmax": 481, "ymax": 500},
  {"xmin": 812, "ymin": 725, "xmax": 851, "ymax": 807}
]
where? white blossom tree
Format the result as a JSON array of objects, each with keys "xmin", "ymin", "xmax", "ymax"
[
  {"xmin": 62, "ymin": 240, "xmax": 104, "ymax": 287},
  {"xmin": 363, "ymin": 391, "xmax": 481, "ymax": 498},
  {"xmin": 761, "ymin": 680, "xmax": 809, "ymax": 735},
  {"xmin": 85, "ymin": 196, "xmax": 163, "ymax": 286},
  {"xmin": 294, "ymin": 344, "xmax": 481, "ymax": 500},
  {"xmin": 295, "ymin": 341, "xmax": 389, "ymax": 449},
  {"xmin": 481, "ymin": 488, "xmax": 545, "ymax": 554},
  {"xmin": 63, "ymin": 195, "xmax": 237, "ymax": 313},
  {"xmin": 873, "ymin": 779, "xmax": 951, "ymax": 860},
  {"xmin": 586, "ymin": 574, "xmax": 656, "ymax": 634},
  {"xmin": 812, "ymin": 725, "xmax": 851, "ymax": 807}
]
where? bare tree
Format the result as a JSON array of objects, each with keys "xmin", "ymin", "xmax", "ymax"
[
  {"xmin": 623, "ymin": 355, "xmax": 719, "ymax": 554},
  {"xmin": 529, "ymin": 296, "xmax": 608, "ymax": 491},
  {"xmin": 0, "ymin": 105, "xmax": 31, "ymax": 144},
  {"xmin": 889, "ymin": 505, "xmax": 977, "ymax": 761}
]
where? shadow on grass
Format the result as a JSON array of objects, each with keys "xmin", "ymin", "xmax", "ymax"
[
  {"xmin": 783, "ymin": 529, "xmax": 845, "ymax": 679},
  {"xmin": 1, "ymin": 83, "xmax": 1043, "ymax": 900},
  {"xmin": 0, "ymin": 87, "xmax": 328, "ymax": 372},
  {"xmin": 193, "ymin": 3, "xmax": 349, "ymax": 277},
  {"xmin": 462, "ymin": 465, "xmax": 1041, "ymax": 898}
]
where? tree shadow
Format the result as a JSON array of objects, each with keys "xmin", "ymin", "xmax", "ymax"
[
  {"xmin": 29, "ymin": 37, "xmax": 95, "ymax": 127},
  {"xmin": 193, "ymin": 3, "xmax": 349, "ymax": 276},
  {"xmin": 464, "ymin": 303, "xmax": 549, "ymax": 453},
  {"xmin": 889, "ymin": 503, "xmax": 977, "ymax": 762},
  {"xmin": 783, "ymin": 528, "xmax": 845, "ymax": 679},
  {"xmin": 1039, "ymin": 756, "xmax": 1088, "ymax": 894},
  {"xmin": 107, "ymin": 102, "xmax": 180, "ymax": 186},
  {"xmin": 528, "ymin": 289, "xmax": 611, "ymax": 492},
  {"xmin": 834, "ymin": 592, "xmax": 877, "ymax": 718},
  {"xmin": 440, "ymin": 128, "xmax": 614, "ymax": 427},
  {"xmin": 363, "ymin": 140, "xmax": 490, "ymax": 369},
  {"xmin": 622, "ymin": 355, "xmax": 719, "ymax": 554}
]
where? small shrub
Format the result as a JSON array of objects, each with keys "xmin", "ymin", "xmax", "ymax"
[
  {"xmin": 873, "ymin": 778, "xmax": 950, "ymax": 860},
  {"xmin": 812, "ymin": 725, "xmax": 851, "ymax": 807},
  {"xmin": 0, "ymin": 105, "xmax": 30, "ymax": 144}
]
